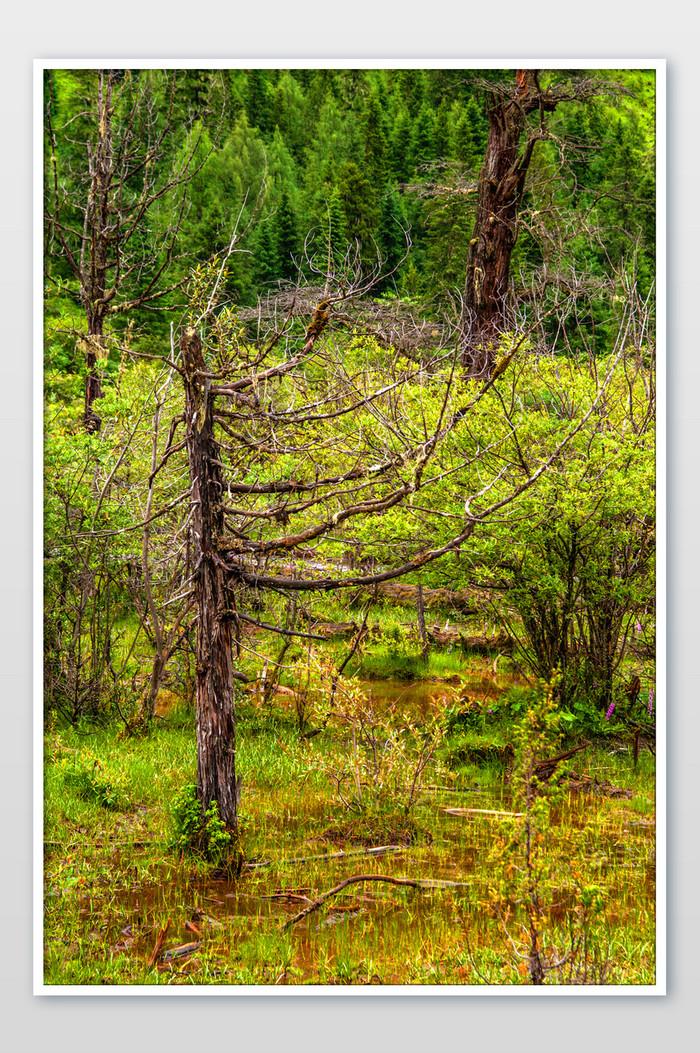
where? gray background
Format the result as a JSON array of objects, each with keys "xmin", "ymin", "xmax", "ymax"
[{"xmin": 3, "ymin": 6, "xmax": 697, "ymax": 1051}]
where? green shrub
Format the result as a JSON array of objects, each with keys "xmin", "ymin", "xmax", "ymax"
[{"xmin": 170, "ymin": 782, "xmax": 235, "ymax": 866}]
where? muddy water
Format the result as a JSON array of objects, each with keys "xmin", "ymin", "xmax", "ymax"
[
  {"xmin": 92, "ymin": 794, "xmax": 654, "ymax": 983},
  {"xmin": 84, "ymin": 677, "xmax": 655, "ymax": 983},
  {"xmin": 355, "ymin": 672, "xmax": 509, "ymax": 716}
]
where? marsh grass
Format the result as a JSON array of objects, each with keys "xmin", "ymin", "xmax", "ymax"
[{"xmin": 43, "ymin": 669, "xmax": 656, "ymax": 988}]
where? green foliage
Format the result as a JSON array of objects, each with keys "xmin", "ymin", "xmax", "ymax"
[
  {"xmin": 376, "ymin": 349, "xmax": 655, "ymax": 715},
  {"xmin": 275, "ymin": 188, "xmax": 299, "ymax": 280},
  {"xmin": 297, "ymin": 674, "xmax": 446, "ymax": 822},
  {"xmin": 43, "ymin": 352, "xmax": 188, "ymax": 722},
  {"xmin": 43, "ymin": 74, "xmax": 656, "ymax": 989},
  {"xmin": 335, "ymin": 160, "xmax": 381, "ymax": 269},
  {"xmin": 482, "ymin": 676, "xmax": 612, "ymax": 984},
  {"xmin": 63, "ymin": 753, "xmax": 131, "ymax": 811},
  {"xmin": 43, "ymin": 685, "xmax": 654, "ymax": 987},
  {"xmin": 45, "ymin": 66, "xmax": 656, "ymax": 321},
  {"xmin": 170, "ymin": 782, "xmax": 234, "ymax": 865}
]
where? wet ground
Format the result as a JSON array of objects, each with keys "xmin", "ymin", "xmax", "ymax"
[{"xmin": 64, "ymin": 676, "xmax": 656, "ymax": 985}]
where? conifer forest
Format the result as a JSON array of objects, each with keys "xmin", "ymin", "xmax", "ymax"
[{"xmin": 42, "ymin": 66, "xmax": 658, "ymax": 988}]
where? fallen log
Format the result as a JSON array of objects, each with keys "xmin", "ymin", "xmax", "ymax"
[
  {"xmin": 375, "ymin": 582, "xmax": 483, "ymax": 613},
  {"xmin": 244, "ymin": 843, "xmax": 404, "ymax": 870},
  {"xmin": 443, "ymin": 807, "xmax": 524, "ymax": 818},
  {"xmin": 310, "ymin": 620, "xmax": 358, "ymax": 639},
  {"xmin": 458, "ymin": 632, "xmax": 515, "ymax": 654},
  {"xmin": 161, "ymin": 941, "xmax": 202, "ymax": 961}
]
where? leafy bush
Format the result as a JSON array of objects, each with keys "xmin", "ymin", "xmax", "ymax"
[
  {"xmin": 482, "ymin": 675, "xmax": 613, "ymax": 985},
  {"xmin": 299, "ymin": 676, "xmax": 445, "ymax": 819},
  {"xmin": 170, "ymin": 782, "xmax": 235, "ymax": 865},
  {"xmin": 501, "ymin": 682, "xmax": 615, "ymax": 738}
]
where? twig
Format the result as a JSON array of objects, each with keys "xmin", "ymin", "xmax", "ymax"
[
  {"xmin": 44, "ymin": 838, "xmax": 158, "ymax": 848},
  {"xmin": 283, "ymin": 874, "xmax": 422, "ymax": 930},
  {"xmin": 147, "ymin": 918, "xmax": 170, "ymax": 966},
  {"xmin": 232, "ymin": 611, "xmax": 326, "ymax": 641},
  {"xmin": 462, "ymin": 929, "xmax": 493, "ymax": 985}
]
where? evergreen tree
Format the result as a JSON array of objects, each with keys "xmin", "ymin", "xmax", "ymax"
[
  {"xmin": 394, "ymin": 69, "xmax": 427, "ymax": 115},
  {"xmin": 270, "ymin": 71, "xmax": 308, "ymax": 159},
  {"xmin": 180, "ymin": 113, "xmax": 268, "ymax": 303},
  {"xmin": 361, "ymin": 87, "xmax": 390, "ymax": 189},
  {"xmin": 314, "ymin": 187, "xmax": 348, "ymax": 276},
  {"xmin": 391, "ymin": 104, "xmax": 415, "ymax": 183},
  {"xmin": 268, "ymin": 127, "xmax": 300, "ymax": 211},
  {"xmin": 412, "ymin": 101, "xmax": 436, "ymax": 169},
  {"xmin": 433, "ymin": 97, "xmax": 452, "ymax": 159},
  {"xmin": 246, "ymin": 69, "xmax": 272, "ymax": 133},
  {"xmin": 465, "ymin": 94, "xmax": 488, "ymax": 157},
  {"xmin": 336, "ymin": 160, "xmax": 381, "ymax": 270},
  {"xmin": 449, "ymin": 100, "xmax": 480, "ymax": 170},
  {"xmin": 276, "ymin": 188, "xmax": 299, "ymax": 281},
  {"xmin": 254, "ymin": 219, "xmax": 280, "ymax": 286},
  {"xmin": 376, "ymin": 188, "xmax": 408, "ymax": 292}
]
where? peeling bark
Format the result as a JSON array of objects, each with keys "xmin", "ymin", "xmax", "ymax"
[
  {"xmin": 181, "ymin": 328, "xmax": 239, "ymax": 831},
  {"xmin": 462, "ymin": 70, "xmax": 556, "ymax": 377}
]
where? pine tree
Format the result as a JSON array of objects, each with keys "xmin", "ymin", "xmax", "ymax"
[
  {"xmin": 362, "ymin": 87, "xmax": 389, "ymax": 189},
  {"xmin": 336, "ymin": 160, "xmax": 381, "ymax": 270},
  {"xmin": 314, "ymin": 187, "xmax": 348, "ymax": 276},
  {"xmin": 246, "ymin": 69, "xmax": 272, "ymax": 133},
  {"xmin": 412, "ymin": 101, "xmax": 436, "ymax": 170},
  {"xmin": 450, "ymin": 102, "xmax": 477, "ymax": 169},
  {"xmin": 376, "ymin": 188, "xmax": 407, "ymax": 292},
  {"xmin": 270, "ymin": 72, "xmax": 308, "ymax": 159},
  {"xmin": 276, "ymin": 188, "xmax": 299, "ymax": 281},
  {"xmin": 394, "ymin": 69, "xmax": 427, "ymax": 116},
  {"xmin": 391, "ymin": 104, "xmax": 415, "ymax": 183},
  {"xmin": 433, "ymin": 98, "xmax": 452, "ymax": 160},
  {"xmin": 255, "ymin": 220, "xmax": 280, "ymax": 286}
]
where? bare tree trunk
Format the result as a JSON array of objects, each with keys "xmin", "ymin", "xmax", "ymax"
[
  {"xmin": 82, "ymin": 70, "xmax": 114, "ymax": 432},
  {"xmin": 181, "ymin": 328, "xmax": 239, "ymax": 831},
  {"xmin": 46, "ymin": 69, "xmax": 220, "ymax": 435},
  {"xmin": 416, "ymin": 583, "xmax": 429, "ymax": 658},
  {"xmin": 83, "ymin": 334, "xmax": 105, "ymax": 433},
  {"xmin": 462, "ymin": 70, "xmax": 556, "ymax": 377}
]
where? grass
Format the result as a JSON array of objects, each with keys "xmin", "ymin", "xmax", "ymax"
[{"xmin": 42, "ymin": 666, "xmax": 657, "ymax": 988}]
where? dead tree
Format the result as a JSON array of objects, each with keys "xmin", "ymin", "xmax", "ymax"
[
  {"xmin": 174, "ymin": 263, "xmax": 619, "ymax": 834},
  {"xmin": 461, "ymin": 69, "xmax": 625, "ymax": 377},
  {"xmin": 45, "ymin": 69, "xmax": 222, "ymax": 432},
  {"xmin": 181, "ymin": 328, "xmax": 242, "ymax": 827}
]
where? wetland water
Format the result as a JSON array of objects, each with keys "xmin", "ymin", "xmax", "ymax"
[{"xmin": 67, "ymin": 675, "xmax": 655, "ymax": 985}]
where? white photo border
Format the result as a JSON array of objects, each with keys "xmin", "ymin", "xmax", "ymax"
[{"xmin": 33, "ymin": 57, "xmax": 666, "ymax": 997}]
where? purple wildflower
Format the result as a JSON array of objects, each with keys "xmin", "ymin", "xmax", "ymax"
[
  {"xmin": 648, "ymin": 689, "xmax": 654, "ymax": 717},
  {"xmin": 605, "ymin": 700, "xmax": 615, "ymax": 721},
  {"xmin": 636, "ymin": 619, "xmax": 642, "ymax": 634}
]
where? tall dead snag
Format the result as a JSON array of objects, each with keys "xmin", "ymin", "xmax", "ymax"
[
  {"xmin": 462, "ymin": 70, "xmax": 557, "ymax": 377},
  {"xmin": 181, "ymin": 328, "xmax": 239, "ymax": 830},
  {"xmin": 46, "ymin": 69, "xmax": 221, "ymax": 432},
  {"xmin": 76, "ymin": 71, "xmax": 114, "ymax": 432},
  {"xmin": 461, "ymin": 69, "xmax": 620, "ymax": 378}
]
